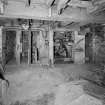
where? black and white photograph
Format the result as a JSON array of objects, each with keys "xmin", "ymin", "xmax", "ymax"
[{"xmin": 0, "ymin": 0, "xmax": 105, "ymax": 105}]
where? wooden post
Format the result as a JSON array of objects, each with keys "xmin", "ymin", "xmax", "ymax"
[
  {"xmin": 0, "ymin": 26, "xmax": 3, "ymax": 62},
  {"xmin": 28, "ymin": 30, "xmax": 31, "ymax": 64},
  {"xmin": 49, "ymin": 27, "xmax": 54, "ymax": 65},
  {"xmin": 16, "ymin": 29, "xmax": 21, "ymax": 64},
  {"xmin": 92, "ymin": 26, "xmax": 96, "ymax": 63},
  {"xmin": 2, "ymin": 28, "xmax": 6, "ymax": 65}
]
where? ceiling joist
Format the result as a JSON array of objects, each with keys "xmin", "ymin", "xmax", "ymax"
[
  {"xmin": 68, "ymin": 0, "xmax": 92, "ymax": 8},
  {"xmin": 46, "ymin": 0, "xmax": 56, "ymax": 7},
  {"xmin": 92, "ymin": 0, "xmax": 105, "ymax": 6},
  {"xmin": 57, "ymin": 0, "xmax": 93, "ymax": 15},
  {"xmin": 57, "ymin": 0, "xmax": 71, "ymax": 15},
  {"xmin": 0, "ymin": 0, "xmax": 105, "ymax": 26},
  {"xmin": 26, "ymin": 0, "xmax": 31, "ymax": 6},
  {"xmin": 89, "ymin": 0, "xmax": 105, "ymax": 14}
]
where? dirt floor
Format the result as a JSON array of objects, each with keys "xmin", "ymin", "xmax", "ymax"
[{"xmin": 3, "ymin": 64, "xmax": 105, "ymax": 105}]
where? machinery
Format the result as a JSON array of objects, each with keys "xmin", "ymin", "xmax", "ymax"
[{"xmin": 54, "ymin": 31, "xmax": 74, "ymax": 63}]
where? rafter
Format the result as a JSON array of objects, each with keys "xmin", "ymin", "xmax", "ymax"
[
  {"xmin": 57, "ymin": 0, "xmax": 71, "ymax": 15},
  {"xmin": 46, "ymin": 0, "xmax": 56, "ymax": 7},
  {"xmin": 0, "ymin": 0, "xmax": 105, "ymax": 25},
  {"xmin": 26, "ymin": 0, "xmax": 31, "ymax": 6},
  {"xmin": 57, "ymin": 0, "xmax": 93, "ymax": 15},
  {"xmin": 68, "ymin": 0, "xmax": 92, "ymax": 8}
]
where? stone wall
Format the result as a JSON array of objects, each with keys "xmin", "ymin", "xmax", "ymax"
[
  {"xmin": 92, "ymin": 26, "xmax": 105, "ymax": 66},
  {"xmin": 74, "ymin": 31, "xmax": 85, "ymax": 64},
  {"xmin": 85, "ymin": 25, "xmax": 105, "ymax": 66}
]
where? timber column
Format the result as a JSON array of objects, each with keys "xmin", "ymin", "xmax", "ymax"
[
  {"xmin": 0, "ymin": 26, "xmax": 3, "ymax": 62},
  {"xmin": 16, "ymin": 29, "xmax": 21, "ymax": 64},
  {"xmin": 28, "ymin": 30, "xmax": 31, "ymax": 64},
  {"xmin": 49, "ymin": 27, "xmax": 54, "ymax": 65}
]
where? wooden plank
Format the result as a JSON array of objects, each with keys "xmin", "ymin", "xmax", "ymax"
[
  {"xmin": 0, "ymin": 14, "xmax": 83, "ymax": 22},
  {"xmin": 57, "ymin": 0, "xmax": 92, "ymax": 14}
]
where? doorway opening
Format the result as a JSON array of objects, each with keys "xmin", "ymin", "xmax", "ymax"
[
  {"xmin": 20, "ymin": 30, "xmax": 40, "ymax": 64},
  {"xmin": 5, "ymin": 30, "xmax": 16, "ymax": 65},
  {"xmin": 85, "ymin": 32, "xmax": 93, "ymax": 63},
  {"xmin": 31, "ymin": 31, "xmax": 40, "ymax": 64},
  {"xmin": 54, "ymin": 31, "xmax": 74, "ymax": 64}
]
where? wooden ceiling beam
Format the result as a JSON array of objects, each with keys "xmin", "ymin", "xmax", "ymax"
[
  {"xmin": 26, "ymin": 0, "xmax": 31, "ymax": 6},
  {"xmin": 0, "ymin": 14, "xmax": 82, "ymax": 22},
  {"xmin": 7, "ymin": 0, "xmax": 25, "ymax": 3},
  {"xmin": 3, "ymin": 1, "xmax": 87, "ymax": 22},
  {"xmin": 57, "ymin": 0, "xmax": 70, "ymax": 15},
  {"xmin": 92, "ymin": 0, "xmax": 105, "ymax": 6},
  {"xmin": 57, "ymin": 0, "xmax": 93, "ymax": 15},
  {"xmin": 1, "ymin": 12, "xmax": 105, "ymax": 24},
  {"xmin": 46, "ymin": 0, "xmax": 56, "ymax": 7},
  {"xmin": 88, "ymin": 0, "xmax": 105, "ymax": 13},
  {"xmin": 0, "ymin": 0, "xmax": 105, "ymax": 25},
  {"xmin": 68, "ymin": 0, "xmax": 93, "ymax": 8}
]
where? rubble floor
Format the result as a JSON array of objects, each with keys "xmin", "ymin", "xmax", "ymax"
[{"xmin": 4, "ymin": 64, "xmax": 105, "ymax": 105}]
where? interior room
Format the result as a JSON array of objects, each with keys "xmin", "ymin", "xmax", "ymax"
[
  {"xmin": 0, "ymin": 0, "xmax": 105, "ymax": 105},
  {"xmin": 54, "ymin": 31, "xmax": 74, "ymax": 64},
  {"xmin": 5, "ymin": 30, "xmax": 16, "ymax": 65}
]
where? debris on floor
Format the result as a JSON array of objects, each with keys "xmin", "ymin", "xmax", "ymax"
[
  {"xmin": 10, "ymin": 93, "xmax": 54, "ymax": 105},
  {"xmin": 69, "ymin": 94, "xmax": 103, "ymax": 105},
  {"xmin": 55, "ymin": 80, "xmax": 104, "ymax": 105},
  {"xmin": 2, "ymin": 64, "xmax": 105, "ymax": 105}
]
